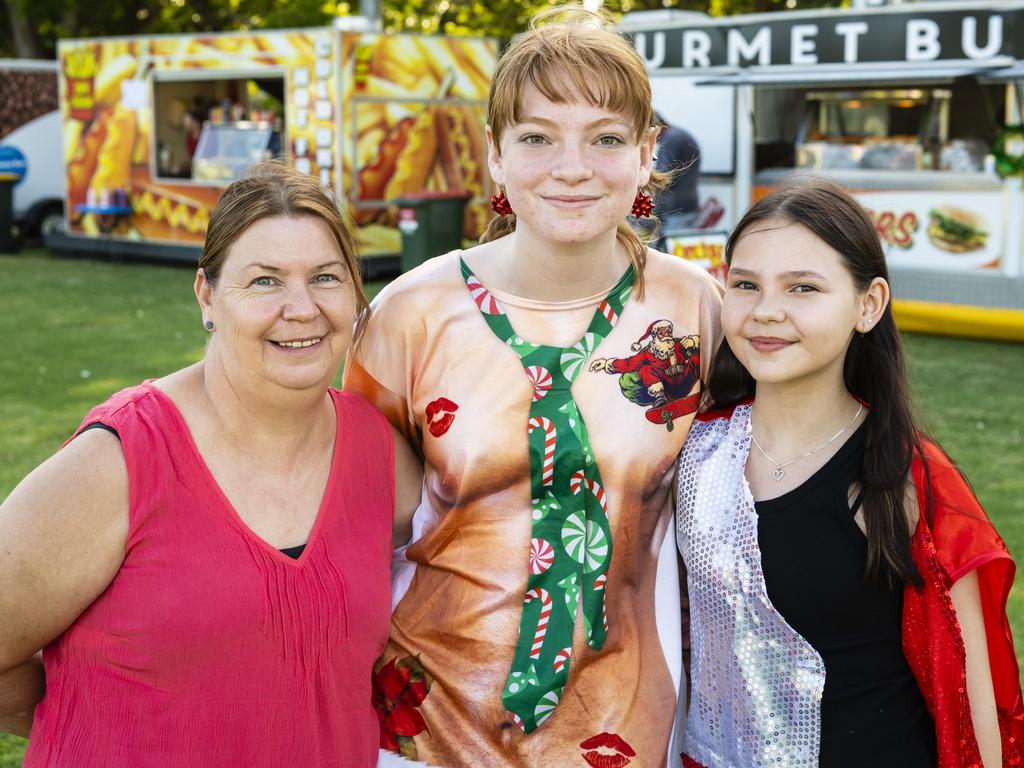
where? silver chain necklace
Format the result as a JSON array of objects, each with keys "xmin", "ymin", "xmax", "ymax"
[{"xmin": 750, "ymin": 403, "xmax": 864, "ymax": 481}]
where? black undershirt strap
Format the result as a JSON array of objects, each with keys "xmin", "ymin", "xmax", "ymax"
[{"xmin": 80, "ymin": 422, "xmax": 120, "ymax": 440}]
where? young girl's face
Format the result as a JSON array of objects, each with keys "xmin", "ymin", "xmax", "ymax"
[
  {"xmin": 723, "ymin": 219, "xmax": 877, "ymax": 389},
  {"xmin": 486, "ymin": 82, "xmax": 655, "ymax": 247}
]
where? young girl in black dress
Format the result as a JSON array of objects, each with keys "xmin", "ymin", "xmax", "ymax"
[{"xmin": 676, "ymin": 180, "xmax": 1022, "ymax": 768}]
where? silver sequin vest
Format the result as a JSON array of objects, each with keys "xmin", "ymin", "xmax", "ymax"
[{"xmin": 676, "ymin": 405, "xmax": 826, "ymax": 768}]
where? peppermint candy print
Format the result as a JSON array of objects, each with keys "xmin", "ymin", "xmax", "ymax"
[
  {"xmin": 534, "ymin": 688, "xmax": 563, "ymax": 728},
  {"xmin": 529, "ymin": 538, "xmax": 555, "ymax": 575},
  {"xmin": 524, "ymin": 365, "xmax": 553, "ymax": 402},
  {"xmin": 466, "ymin": 274, "xmax": 503, "ymax": 314},
  {"xmin": 559, "ymin": 332, "xmax": 600, "ymax": 382},
  {"xmin": 460, "ymin": 256, "xmax": 634, "ymax": 734},
  {"xmin": 584, "ymin": 520, "xmax": 610, "ymax": 574},
  {"xmin": 560, "ymin": 513, "xmax": 588, "ymax": 565}
]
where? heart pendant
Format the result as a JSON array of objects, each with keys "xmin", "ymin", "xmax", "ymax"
[{"xmin": 772, "ymin": 466, "xmax": 785, "ymax": 481}]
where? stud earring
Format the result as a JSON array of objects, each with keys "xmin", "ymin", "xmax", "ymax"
[
  {"xmin": 631, "ymin": 190, "xmax": 654, "ymax": 218},
  {"xmin": 490, "ymin": 190, "xmax": 513, "ymax": 216},
  {"xmin": 205, "ymin": 321, "xmax": 214, "ymax": 331}
]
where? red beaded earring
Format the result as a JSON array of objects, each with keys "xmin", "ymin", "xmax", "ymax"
[
  {"xmin": 490, "ymin": 190, "xmax": 514, "ymax": 216},
  {"xmin": 631, "ymin": 190, "xmax": 654, "ymax": 218}
]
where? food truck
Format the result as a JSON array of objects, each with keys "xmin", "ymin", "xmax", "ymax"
[
  {"xmin": 622, "ymin": 2, "xmax": 1024, "ymax": 340},
  {"xmin": 49, "ymin": 22, "xmax": 497, "ymax": 271}
]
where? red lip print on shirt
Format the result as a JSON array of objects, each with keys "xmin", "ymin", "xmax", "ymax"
[
  {"xmin": 425, "ymin": 397, "xmax": 458, "ymax": 437},
  {"xmin": 579, "ymin": 732, "xmax": 636, "ymax": 768}
]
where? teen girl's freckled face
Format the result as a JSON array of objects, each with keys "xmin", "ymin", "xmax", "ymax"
[
  {"xmin": 487, "ymin": 83, "xmax": 654, "ymax": 246},
  {"xmin": 722, "ymin": 220, "xmax": 866, "ymax": 387},
  {"xmin": 200, "ymin": 215, "xmax": 357, "ymax": 391}
]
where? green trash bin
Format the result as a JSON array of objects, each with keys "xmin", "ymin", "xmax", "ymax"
[
  {"xmin": 0, "ymin": 173, "xmax": 18, "ymax": 253},
  {"xmin": 395, "ymin": 192, "xmax": 471, "ymax": 273}
]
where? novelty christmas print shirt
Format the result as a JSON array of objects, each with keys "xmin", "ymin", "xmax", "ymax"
[{"xmin": 345, "ymin": 249, "xmax": 722, "ymax": 768}]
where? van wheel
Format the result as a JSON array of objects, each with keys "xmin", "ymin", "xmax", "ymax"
[{"xmin": 39, "ymin": 208, "xmax": 66, "ymax": 236}]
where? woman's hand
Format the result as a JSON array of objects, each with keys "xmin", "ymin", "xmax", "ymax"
[
  {"xmin": 0, "ymin": 429, "xmax": 129, "ymax": 736},
  {"xmin": 950, "ymin": 569, "xmax": 1002, "ymax": 768}
]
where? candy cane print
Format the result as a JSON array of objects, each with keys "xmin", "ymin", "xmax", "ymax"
[
  {"xmin": 525, "ymin": 588, "xmax": 552, "ymax": 659},
  {"xmin": 466, "ymin": 275, "xmax": 503, "ymax": 314},
  {"xmin": 529, "ymin": 417, "xmax": 556, "ymax": 487},
  {"xmin": 508, "ymin": 711, "xmax": 524, "ymax": 730},
  {"xmin": 593, "ymin": 573, "xmax": 607, "ymax": 591},
  {"xmin": 569, "ymin": 471, "xmax": 608, "ymax": 514},
  {"xmin": 553, "ymin": 647, "xmax": 572, "ymax": 674},
  {"xmin": 598, "ymin": 299, "xmax": 618, "ymax": 327}
]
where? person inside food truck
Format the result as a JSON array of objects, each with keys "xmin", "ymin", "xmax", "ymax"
[{"xmin": 183, "ymin": 110, "xmax": 203, "ymax": 163}]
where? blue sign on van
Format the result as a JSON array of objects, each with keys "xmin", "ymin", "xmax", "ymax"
[{"xmin": 0, "ymin": 146, "xmax": 28, "ymax": 184}]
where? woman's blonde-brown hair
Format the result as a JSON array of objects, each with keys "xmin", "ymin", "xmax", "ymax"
[
  {"xmin": 481, "ymin": 7, "xmax": 667, "ymax": 297},
  {"xmin": 199, "ymin": 160, "xmax": 369, "ymax": 334}
]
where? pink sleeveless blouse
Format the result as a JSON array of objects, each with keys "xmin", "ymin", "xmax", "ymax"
[{"xmin": 24, "ymin": 382, "xmax": 393, "ymax": 767}]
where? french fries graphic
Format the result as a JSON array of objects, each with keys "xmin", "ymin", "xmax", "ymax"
[{"xmin": 90, "ymin": 108, "xmax": 137, "ymax": 194}]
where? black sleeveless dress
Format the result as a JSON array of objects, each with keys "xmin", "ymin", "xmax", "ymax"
[{"xmin": 754, "ymin": 424, "xmax": 937, "ymax": 767}]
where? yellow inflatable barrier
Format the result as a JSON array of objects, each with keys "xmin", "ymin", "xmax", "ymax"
[{"xmin": 892, "ymin": 299, "xmax": 1024, "ymax": 343}]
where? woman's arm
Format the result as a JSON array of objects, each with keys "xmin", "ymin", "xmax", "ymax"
[
  {"xmin": 950, "ymin": 569, "xmax": 1002, "ymax": 768},
  {"xmin": 392, "ymin": 425, "xmax": 423, "ymax": 549},
  {"xmin": 0, "ymin": 429, "xmax": 129, "ymax": 736}
]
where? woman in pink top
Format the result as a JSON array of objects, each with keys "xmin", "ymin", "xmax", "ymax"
[{"xmin": 0, "ymin": 161, "xmax": 422, "ymax": 766}]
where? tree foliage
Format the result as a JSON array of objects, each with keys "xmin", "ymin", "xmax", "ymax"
[{"xmin": 1, "ymin": 0, "xmax": 842, "ymax": 60}]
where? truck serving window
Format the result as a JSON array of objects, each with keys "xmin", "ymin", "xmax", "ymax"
[{"xmin": 153, "ymin": 75, "xmax": 285, "ymax": 184}]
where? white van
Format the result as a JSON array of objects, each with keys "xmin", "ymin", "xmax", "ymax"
[{"xmin": 0, "ymin": 59, "xmax": 64, "ymax": 238}]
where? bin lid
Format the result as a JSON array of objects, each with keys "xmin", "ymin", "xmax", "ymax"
[{"xmin": 394, "ymin": 191, "xmax": 473, "ymax": 206}]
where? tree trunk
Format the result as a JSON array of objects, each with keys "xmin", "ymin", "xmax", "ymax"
[{"xmin": 2, "ymin": 0, "xmax": 45, "ymax": 58}]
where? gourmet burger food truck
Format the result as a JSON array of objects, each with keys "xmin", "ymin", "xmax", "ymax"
[
  {"xmin": 623, "ymin": 2, "xmax": 1024, "ymax": 340},
  {"xmin": 50, "ymin": 23, "xmax": 496, "ymax": 268}
]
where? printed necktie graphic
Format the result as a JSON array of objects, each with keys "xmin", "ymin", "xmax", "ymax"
[{"xmin": 460, "ymin": 258, "xmax": 634, "ymax": 733}]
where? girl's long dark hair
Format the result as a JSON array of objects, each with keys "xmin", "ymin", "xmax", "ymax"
[{"xmin": 705, "ymin": 179, "xmax": 924, "ymax": 587}]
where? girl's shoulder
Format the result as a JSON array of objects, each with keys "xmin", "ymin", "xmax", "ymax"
[
  {"xmin": 694, "ymin": 399, "xmax": 752, "ymax": 423},
  {"xmin": 683, "ymin": 402, "xmax": 751, "ymax": 461},
  {"xmin": 369, "ymin": 250, "xmax": 464, "ymax": 315},
  {"xmin": 643, "ymin": 249, "xmax": 724, "ymax": 298}
]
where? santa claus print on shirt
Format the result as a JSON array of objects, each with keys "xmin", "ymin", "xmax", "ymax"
[{"xmin": 589, "ymin": 320, "xmax": 701, "ymax": 429}]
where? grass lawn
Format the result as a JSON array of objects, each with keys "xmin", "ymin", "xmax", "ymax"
[{"xmin": 1, "ymin": 249, "xmax": 1022, "ymax": 764}]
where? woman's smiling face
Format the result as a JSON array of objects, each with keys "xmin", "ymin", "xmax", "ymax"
[
  {"xmin": 197, "ymin": 214, "xmax": 357, "ymax": 393},
  {"xmin": 487, "ymin": 82, "xmax": 654, "ymax": 248}
]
